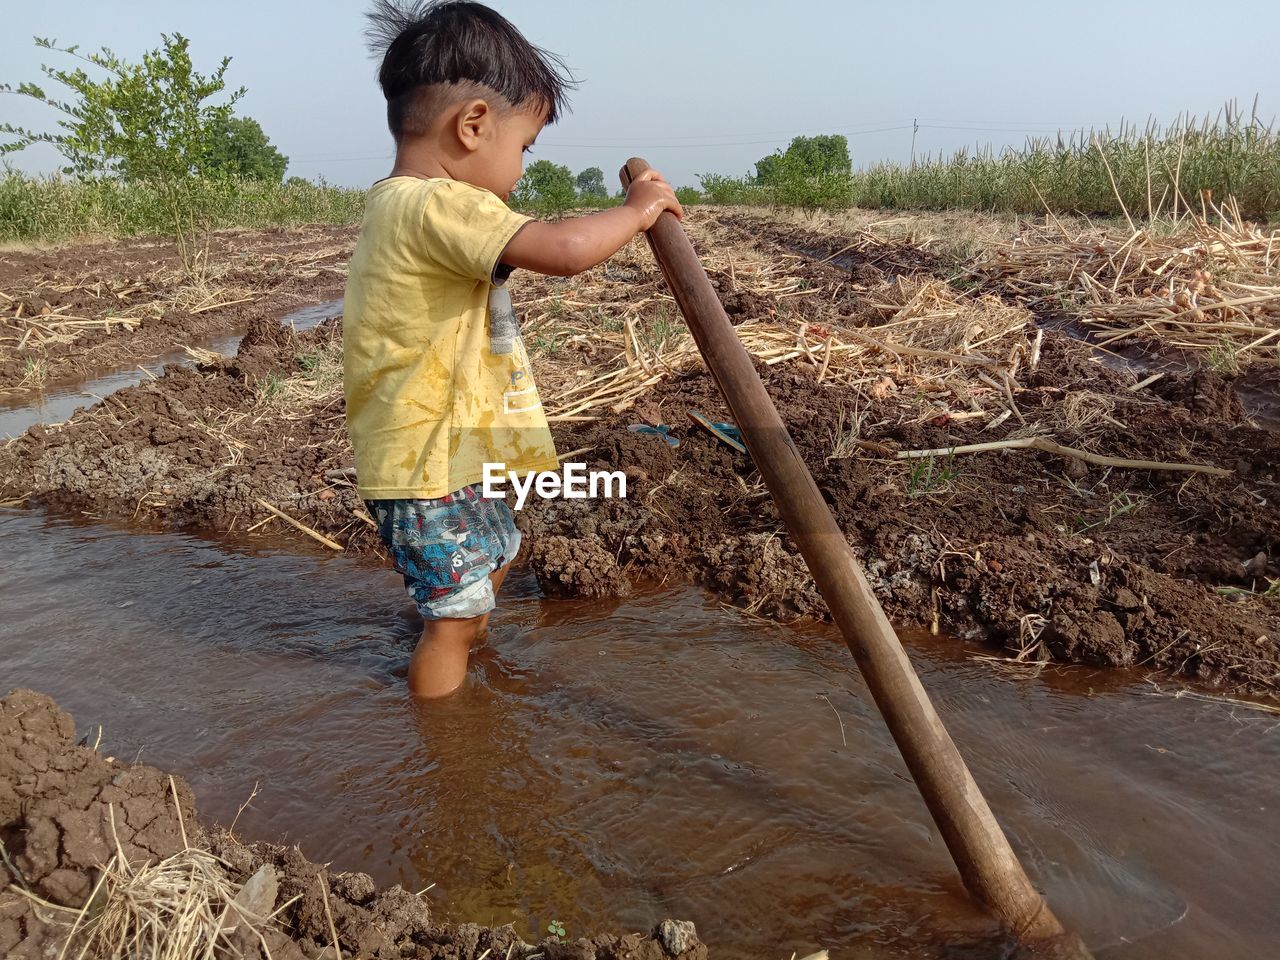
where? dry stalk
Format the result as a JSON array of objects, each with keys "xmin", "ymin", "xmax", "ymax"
[
  {"xmin": 894, "ymin": 435, "xmax": 1230, "ymax": 476},
  {"xmin": 974, "ymin": 213, "xmax": 1279, "ymax": 362}
]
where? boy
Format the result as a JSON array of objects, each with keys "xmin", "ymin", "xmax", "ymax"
[{"xmin": 346, "ymin": 1, "xmax": 683, "ymax": 698}]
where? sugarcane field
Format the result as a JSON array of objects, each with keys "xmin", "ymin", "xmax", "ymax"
[{"xmin": 2, "ymin": 3, "xmax": 1278, "ymax": 960}]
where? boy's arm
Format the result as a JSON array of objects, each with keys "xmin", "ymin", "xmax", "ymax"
[{"xmin": 500, "ymin": 169, "xmax": 683, "ymax": 278}]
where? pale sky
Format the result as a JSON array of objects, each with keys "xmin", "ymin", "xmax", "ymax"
[{"xmin": 2, "ymin": 0, "xmax": 1276, "ymax": 191}]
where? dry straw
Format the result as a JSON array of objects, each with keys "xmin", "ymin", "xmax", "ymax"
[
  {"xmin": 4, "ymin": 781, "xmax": 299, "ymax": 960},
  {"xmin": 973, "ymin": 195, "xmax": 1278, "ymax": 364}
]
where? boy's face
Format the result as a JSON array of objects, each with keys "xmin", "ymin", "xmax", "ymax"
[{"xmin": 472, "ymin": 102, "xmax": 547, "ymax": 201}]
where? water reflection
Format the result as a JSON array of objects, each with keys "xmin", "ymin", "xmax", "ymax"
[{"xmin": 1, "ymin": 509, "xmax": 1276, "ymax": 958}]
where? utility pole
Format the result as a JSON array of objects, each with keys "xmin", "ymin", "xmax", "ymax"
[{"xmin": 911, "ymin": 117, "xmax": 919, "ymax": 167}]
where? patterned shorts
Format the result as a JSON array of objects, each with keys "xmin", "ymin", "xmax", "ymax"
[{"xmin": 366, "ymin": 486, "xmax": 521, "ymax": 620}]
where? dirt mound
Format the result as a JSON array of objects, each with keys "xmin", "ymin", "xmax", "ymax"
[
  {"xmin": 1, "ymin": 317, "xmax": 368, "ymax": 546},
  {"xmin": 522, "ymin": 349, "xmax": 1280, "ymax": 693},
  {"xmin": 0, "ymin": 689, "xmax": 708, "ymax": 960},
  {"xmin": 0, "ymin": 225, "xmax": 355, "ymax": 395}
]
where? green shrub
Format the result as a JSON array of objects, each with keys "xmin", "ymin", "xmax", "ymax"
[
  {"xmin": 0, "ymin": 172, "xmax": 365, "ymax": 243},
  {"xmin": 674, "ymin": 186, "xmax": 703, "ymax": 206},
  {"xmin": 697, "ymin": 173, "xmax": 761, "ymax": 206},
  {"xmin": 697, "ymin": 108, "xmax": 1280, "ymax": 218}
]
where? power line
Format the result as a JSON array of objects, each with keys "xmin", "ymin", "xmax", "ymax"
[
  {"xmin": 540, "ymin": 122, "xmax": 913, "ymax": 149},
  {"xmin": 552, "ymin": 118, "xmax": 907, "ymax": 142},
  {"xmin": 919, "ymin": 124, "xmax": 1067, "ymax": 135},
  {"xmin": 284, "ymin": 125, "xmax": 914, "ymax": 163},
  {"xmin": 289, "ymin": 154, "xmax": 392, "ymax": 164},
  {"xmin": 540, "ymin": 125, "xmax": 913, "ymax": 149},
  {"xmin": 283, "ymin": 116, "xmax": 1122, "ymax": 166},
  {"xmin": 916, "ymin": 117, "xmax": 1090, "ymax": 127}
]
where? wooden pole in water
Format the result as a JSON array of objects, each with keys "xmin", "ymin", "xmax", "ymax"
[{"xmin": 620, "ymin": 157, "xmax": 1091, "ymax": 957}]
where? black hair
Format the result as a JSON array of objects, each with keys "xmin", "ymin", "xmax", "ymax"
[{"xmin": 365, "ymin": 1, "xmax": 575, "ymax": 140}]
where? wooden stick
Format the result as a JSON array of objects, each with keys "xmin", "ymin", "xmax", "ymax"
[
  {"xmin": 1128, "ymin": 373, "xmax": 1165, "ymax": 392},
  {"xmin": 621, "ymin": 157, "xmax": 1090, "ymax": 956},
  {"xmin": 894, "ymin": 436, "xmax": 1230, "ymax": 476},
  {"xmin": 254, "ymin": 498, "xmax": 344, "ymax": 550}
]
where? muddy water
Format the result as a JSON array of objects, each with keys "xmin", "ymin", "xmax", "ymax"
[
  {"xmin": 3, "ymin": 303, "xmax": 1278, "ymax": 957},
  {"xmin": 3, "ymin": 507, "xmax": 1279, "ymax": 958},
  {"xmin": 0, "ymin": 300, "xmax": 343, "ymax": 438}
]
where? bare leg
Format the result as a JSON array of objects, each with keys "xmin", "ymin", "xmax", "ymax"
[
  {"xmin": 408, "ymin": 563, "xmax": 512, "ymax": 698},
  {"xmin": 475, "ymin": 563, "xmax": 511, "ymax": 636}
]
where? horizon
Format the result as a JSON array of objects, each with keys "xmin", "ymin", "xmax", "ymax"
[{"xmin": 2, "ymin": 0, "xmax": 1277, "ymax": 191}]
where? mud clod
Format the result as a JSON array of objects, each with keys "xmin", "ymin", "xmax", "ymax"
[{"xmin": 0, "ymin": 690, "xmax": 708, "ymax": 960}]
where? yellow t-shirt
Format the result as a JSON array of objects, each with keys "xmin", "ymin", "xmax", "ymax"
[{"xmin": 343, "ymin": 177, "xmax": 559, "ymax": 499}]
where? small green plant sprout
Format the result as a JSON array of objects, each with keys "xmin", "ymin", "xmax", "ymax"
[
  {"xmin": 1213, "ymin": 577, "xmax": 1279, "ymax": 601},
  {"xmin": 256, "ymin": 373, "xmax": 283, "ymax": 400},
  {"xmin": 20, "ymin": 356, "xmax": 49, "ymax": 388},
  {"xmin": 1075, "ymin": 491, "xmax": 1145, "ymax": 533},
  {"xmin": 1205, "ymin": 336, "xmax": 1241, "ymax": 376},
  {"xmin": 529, "ymin": 328, "xmax": 565, "ymax": 356},
  {"xmin": 826, "ymin": 403, "xmax": 865, "ymax": 462},
  {"xmin": 638, "ymin": 307, "xmax": 683, "ymax": 351},
  {"xmin": 906, "ymin": 453, "xmax": 958, "ymax": 497},
  {"xmin": 546, "ymin": 919, "xmax": 567, "ymax": 939}
]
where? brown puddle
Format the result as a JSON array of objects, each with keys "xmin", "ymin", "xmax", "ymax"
[{"xmin": 3, "ymin": 507, "xmax": 1278, "ymax": 958}]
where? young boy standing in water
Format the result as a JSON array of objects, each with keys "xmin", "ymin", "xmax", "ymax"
[{"xmin": 345, "ymin": 1, "xmax": 682, "ymax": 698}]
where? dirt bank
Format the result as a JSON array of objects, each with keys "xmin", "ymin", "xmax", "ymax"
[
  {"xmin": 528, "ymin": 343, "xmax": 1280, "ymax": 692},
  {"xmin": 0, "ymin": 225, "xmax": 355, "ymax": 394},
  {"xmin": 0, "ymin": 689, "xmax": 708, "ymax": 960},
  {"xmin": 1, "ymin": 211, "xmax": 1276, "ymax": 696}
]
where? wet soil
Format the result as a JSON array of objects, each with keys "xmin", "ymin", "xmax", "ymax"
[
  {"xmin": 0, "ymin": 225, "xmax": 355, "ymax": 394},
  {"xmin": 1, "ymin": 215, "xmax": 1277, "ymax": 697},
  {"xmin": 0, "ymin": 688, "xmax": 707, "ymax": 960},
  {"xmin": 6, "ymin": 514, "xmax": 1280, "ymax": 959},
  {"xmin": 528, "ymin": 342, "xmax": 1280, "ymax": 693},
  {"xmin": 0, "ymin": 315, "xmax": 363, "ymax": 542}
]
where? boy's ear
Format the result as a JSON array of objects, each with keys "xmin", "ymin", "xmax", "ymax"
[{"xmin": 455, "ymin": 98, "xmax": 493, "ymax": 153}]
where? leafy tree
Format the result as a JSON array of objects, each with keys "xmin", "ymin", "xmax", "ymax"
[
  {"xmin": 575, "ymin": 166, "xmax": 606, "ymax": 199},
  {"xmin": 748, "ymin": 135, "xmax": 853, "ymax": 210},
  {"xmin": 754, "ymin": 135, "xmax": 851, "ymax": 184},
  {"xmin": 205, "ymin": 115, "xmax": 288, "ymax": 181},
  {"xmin": 514, "ymin": 158, "xmax": 576, "ymax": 213},
  {"xmin": 1, "ymin": 34, "xmax": 245, "ymax": 181}
]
